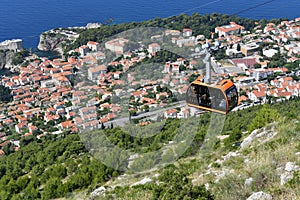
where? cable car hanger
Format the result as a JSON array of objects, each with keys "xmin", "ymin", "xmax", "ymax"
[{"xmin": 186, "ymin": 45, "xmax": 238, "ymax": 114}]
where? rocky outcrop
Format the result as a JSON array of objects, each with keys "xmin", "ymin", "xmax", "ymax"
[
  {"xmin": 280, "ymin": 162, "xmax": 299, "ymax": 185},
  {"xmin": 37, "ymin": 32, "xmax": 66, "ymax": 55},
  {"xmin": 0, "ymin": 50, "xmax": 15, "ymax": 69},
  {"xmin": 240, "ymin": 125, "xmax": 277, "ymax": 150},
  {"xmin": 90, "ymin": 186, "xmax": 106, "ymax": 198},
  {"xmin": 37, "ymin": 28, "xmax": 81, "ymax": 55},
  {"xmin": 247, "ymin": 191, "xmax": 272, "ymax": 200},
  {"xmin": 130, "ymin": 177, "xmax": 152, "ymax": 186}
]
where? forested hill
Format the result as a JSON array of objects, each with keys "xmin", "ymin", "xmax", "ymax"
[
  {"xmin": 64, "ymin": 12, "xmax": 272, "ymax": 54},
  {"xmin": 0, "ymin": 98, "xmax": 300, "ymax": 199}
]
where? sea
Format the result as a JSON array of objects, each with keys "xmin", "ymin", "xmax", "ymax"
[{"xmin": 0, "ymin": 0, "xmax": 299, "ymax": 49}]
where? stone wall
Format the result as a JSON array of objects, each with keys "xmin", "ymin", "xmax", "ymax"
[{"xmin": 0, "ymin": 39, "xmax": 23, "ymax": 52}]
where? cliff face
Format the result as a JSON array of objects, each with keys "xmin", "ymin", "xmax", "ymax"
[
  {"xmin": 0, "ymin": 50, "xmax": 14, "ymax": 69},
  {"xmin": 37, "ymin": 29, "xmax": 80, "ymax": 55},
  {"xmin": 37, "ymin": 33, "xmax": 66, "ymax": 55}
]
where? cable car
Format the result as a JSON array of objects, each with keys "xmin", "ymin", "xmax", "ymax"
[{"xmin": 186, "ymin": 76, "xmax": 238, "ymax": 114}]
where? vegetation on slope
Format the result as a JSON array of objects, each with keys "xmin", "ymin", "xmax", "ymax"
[
  {"xmin": 64, "ymin": 13, "xmax": 258, "ymax": 55},
  {"xmin": 0, "ymin": 98, "xmax": 299, "ymax": 199},
  {"xmin": 0, "ymin": 85, "xmax": 12, "ymax": 102},
  {"xmin": 0, "ymin": 134, "xmax": 119, "ymax": 200},
  {"xmin": 98, "ymin": 99, "xmax": 300, "ymax": 200}
]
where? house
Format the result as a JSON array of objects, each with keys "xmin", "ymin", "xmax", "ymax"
[
  {"xmin": 238, "ymin": 95, "xmax": 249, "ymax": 104},
  {"xmin": 88, "ymin": 65, "xmax": 107, "ymax": 80},
  {"xmin": 164, "ymin": 60, "xmax": 184, "ymax": 73},
  {"xmin": 215, "ymin": 22, "xmax": 244, "ymax": 37},
  {"xmin": 4, "ymin": 118, "xmax": 14, "ymax": 126},
  {"xmin": 183, "ymin": 28, "xmax": 192, "ymax": 37},
  {"xmin": 240, "ymin": 43, "xmax": 260, "ymax": 56},
  {"xmin": 102, "ymin": 92, "xmax": 112, "ymax": 101},
  {"xmin": 100, "ymin": 102, "xmax": 112, "ymax": 111},
  {"xmin": 170, "ymin": 79, "xmax": 179, "ymax": 87},
  {"xmin": 148, "ymin": 43, "xmax": 161, "ymax": 54},
  {"xmin": 105, "ymin": 38, "xmax": 128, "ymax": 54},
  {"xmin": 111, "ymin": 105, "xmax": 122, "ymax": 113},
  {"xmin": 274, "ymin": 92, "xmax": 292, "ymax": 100},
  {"xmin": 286, "ymin": 85, "xmax": 299, "ymax": 96},
  {"xmin": 249, "ymin": 90, "xmax": 266, "ymax": 103},
  {"xmin": 270, "ymin": 79, "xmax": 281, "ymax": 87},
  {"xmin": 87, "ymin": 41, "xmax": 100, "ymax": 51},
  {"xmin": 279, "ymin": 77, "xmax": 293, "ymax": 84},
  {"xmin": 59, "ymin": 120, "xmax": 74, "ymax": 130},
  {"xmin": 177, "ymin": 106, "xmax": 189, "ymax": 118},
  {"xmin": 79, "ymin": 45, "xmax": 89, "ymax": 56},
  {"xmin": 44, "ymin": 113, "xmax": 60, "ymax": 123},
  {"xmin": 156, "ymin": 92, "xmax": 168, "ymax": 100},
  {"xmin": 113, "ymin": 71, "xmax": 122, "ymax": 79},
  {"xmin": 257, "ymin": 83, "xmax": 268, "ymax": 90},
  {"xmin": 28, "ymin": 125, "xmax": 38, "ymax": 133},
  {"xmin": 253, "ymin": 69, "xmax": 273, "ymax": 81},
  {"xmin": 107, "ymin": 113, "xmax": 117, "ymax": 120},
  {"xmin": 54, "ymin": 101, "xmax": 65, "ymax": 110},
  {"xmin": 100, "ymin": 117, "xmax": 109, "ymax": 124},
  {"xmin": 82, "ymin": 120, "xmax": 99, "ymax": 130},
  {"xmin": 164, "ymin": 109, "xmax": 178, "ymax": 118},
  {"xmin": 15, "ymin": 122, "xmax": 28, "ymax": 134},
  {"xmin": 79, "ymin": 106, "xmax": 97, "ymax": 117},
  {"xmin": 131, "ymin": 90, "xmax": 147, "ymax": 99},
  {"xmin": 176, "ymin": 37, "xmax": 197, "ymax": 47},
  {"xmin": 165, "ymin": 29, "xmax": 181, "ymax": 36}
]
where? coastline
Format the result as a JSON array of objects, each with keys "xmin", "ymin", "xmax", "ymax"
[{"xmin": 1, "ymin": 0, "xmax": 300, "ymax": 49}]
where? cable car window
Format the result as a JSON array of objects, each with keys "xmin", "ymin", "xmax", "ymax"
[
  {"xmin": 209, "ymin": 87, "xmax": 226, "ymax": 112},
  {"xmin": 186, "ymin": 84, "xmax": 199, "ymax": 105},
  {"xmin": 186, "ymin": 84, "xmax": 211, "ymax": 109},
  {"xmin": 226, "ymin": 85, "xmax": 238, "ymax": 111}
]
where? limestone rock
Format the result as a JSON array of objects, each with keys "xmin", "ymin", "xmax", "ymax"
[
  {"xmin": 131, "ymin": 177, "xmax": 152, "ymax": 187},
  {"xmin": 280, "ymin": 162, "xmax": 299, "ymax": 185},
  {"xmin": 90, "ymin": 186, "xmax": 106, "ymax": 198},
  {"xmin": 246, "ymin": 191, "xmax": 272, "ymax": 200},
  {"xmin": 37, "ymin": 33, "xmax": 65, "ymax": 54},
  {"xmin": 285, "ymin": 162, "xmax": 299, "ymax": 172},
  {"xmin": 280, "ymin": 172, "xmax": 293, "ymax": 185},
  {"xmin": 0, "ymin": 50, "xmax": 15, "ymax": 69},
  {"xmin": 241, "ymin": 129, "xmax": 259, "ymax": 149},
  {"xmin": 244, "ymin": 177, "xmax": 253, "ymax": 187}
]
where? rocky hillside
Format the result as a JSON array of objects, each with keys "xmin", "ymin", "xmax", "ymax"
[
  {"xmin": 0, "ymin": 99, "xmax": 299, "ymax": 200},
  {"xmin": 84, "ymin": 102, "xmax": 300, "ymax": 200}
]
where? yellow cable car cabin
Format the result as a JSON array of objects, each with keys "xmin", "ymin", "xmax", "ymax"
[{"xmin": 186, "ymin": 77, "xmax": 238, "ymax": 114}]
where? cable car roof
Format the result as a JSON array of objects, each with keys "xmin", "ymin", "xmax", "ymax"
[{"xmin": 191, "ymin": 76, "xmax": 235, "ymax": 91}]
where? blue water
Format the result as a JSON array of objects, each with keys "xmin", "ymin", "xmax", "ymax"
[{"xmin": 0, "ymin": 0, "xmax": 299, "ymax": 48}]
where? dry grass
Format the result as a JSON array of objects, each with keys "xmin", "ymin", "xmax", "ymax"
[{"xmin": 195, "ymin": 119, "xmax": 300, "ymax": 200}]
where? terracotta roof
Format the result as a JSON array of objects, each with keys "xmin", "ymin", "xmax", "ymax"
[
  {"xmin": 252, "ymin": 90, "xmax": 266, "ymax": 98},
  {"xmin": 61, "ymin": 120, "xmax": 74, "ymax": 128},
  {"xmin": 89, "ymin": 65, "xmax": 107, "ymax": 73},
  {"xmin": 232, "ymin": 58, "xmax": 257, "ymax": 67},
  {"xmin": 87, "ymin": 41, "xmax": 99, "ymax": 45},
  {"xmin": 165, "ymin": 108, "xmax": 178, "ymax": 115}
]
